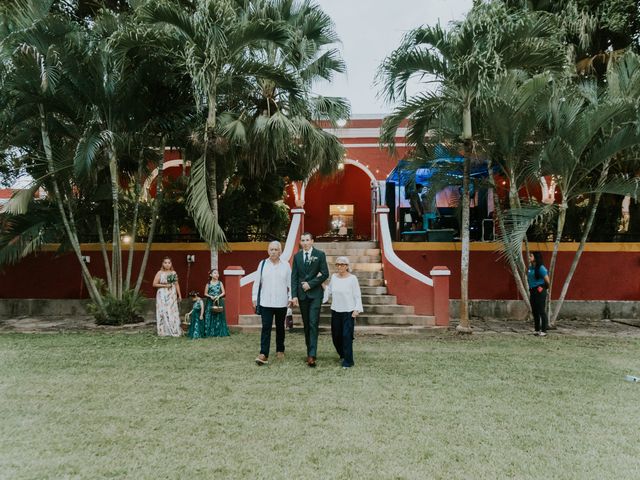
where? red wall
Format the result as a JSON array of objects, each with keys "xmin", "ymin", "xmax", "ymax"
[
  {"xmin": 0, "ymin": 246, "xmax": 268, "ymax": 300},
  {"xmin": 395, "ymin": 245, "xmax": 640, "ymax": 301},
  {"xmin": 297, "ymin": 165, "xmax": 373, "ymax": 239},
  {"xmin": 2, "ymin": 243, "xmax": 639, "ymax": 301}
]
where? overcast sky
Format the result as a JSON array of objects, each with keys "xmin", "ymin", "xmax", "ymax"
[{"xmin": 313, "ymin": 0, "xmax": 473, "ymax": 115}]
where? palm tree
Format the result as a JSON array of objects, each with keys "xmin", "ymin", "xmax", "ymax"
[
  {"xmin": 0, "ymin": 1, "xmax": 105, "ymax": 309},
  {"xmin": 0, "ymin": 2, "xmax": 193, "ymax": 320},
  {"xmin": 478, "ymin": 71, "xmax": 555, "ymax": 308},
  {"xmin": 377, "ymin": 2, "xmax": 565, "ymax": 332},
  {"xmin": 217, "ymin": 0, "xmax": 349, "ymax": 182},
  {"xmin": 138, "ymin": 0, "xmax": 296, "ymax": 269},
  {"xmin": 538, "ymin": 57, "xmax": 640, "ymax": 324}
]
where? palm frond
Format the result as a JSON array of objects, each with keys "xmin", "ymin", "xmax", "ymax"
[
  {"xmin": 186, "ymin": 153, "xmax": 227, "ymax": 249},
  {"xmin": 496, "ymin": 203, "xmax": 557, "ymax": 264}
]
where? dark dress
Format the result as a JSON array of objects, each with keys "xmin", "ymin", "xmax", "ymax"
[
  {"xmin": 187, "ymin": 299, "xmax": 205, "ymax": 339},
  {"xmin": 204, "ymin": 282, "xmax": 230, "ymax": 337}
]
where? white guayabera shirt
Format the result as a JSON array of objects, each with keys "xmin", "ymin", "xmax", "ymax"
[{"xmin": 252, "ymin": 259, "xmax": 292, "ymax": 308}]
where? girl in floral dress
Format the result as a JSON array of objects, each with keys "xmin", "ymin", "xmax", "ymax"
[
  {"xmin": 204, "ymin": 269, "xmax": 230, "ymax": 337},
  {"xmin": 153, "ymin": 257, "xmax": 182, "ymax": 337}
]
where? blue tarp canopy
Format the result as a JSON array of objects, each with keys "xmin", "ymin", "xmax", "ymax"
[{"xmin": 386, "ymin": 158, "xmax": 490, "ymax": 186}]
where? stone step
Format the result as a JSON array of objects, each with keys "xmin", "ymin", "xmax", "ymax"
[
  {"xmin": 314, "ymin": 241, "xmax": 378, "ymax": 249},
  {"xmin": 361, "ymin": 278, "xmax": 384, "ymax": 287},
  {"xmin": 347, "ymin": 271, "xmax": 383, "ymax": 279},
  {"xmin": 320, "ymin": 304, "xmax": 414, "ymax": 315},
  {"xmin": 361, "ymin": 294, "xmax": 397, "ymax": 305},
  {"xmin": 360, "ymin": 286, "xmax": 388, "ymax": 295},
  {"xmin": 331, "ymin": 262, "xmax": 382, "ymax": 272},
  {"xmin": 317, "ymin": 248, "xmax": 381, "ymax": 257},
  {"xmin": 238, "ymin": 313, "xmax": 433, "ymax": 327},
  {"xmin": 326, "ymin": 255, "xmax": 381, "ymax": 263}
]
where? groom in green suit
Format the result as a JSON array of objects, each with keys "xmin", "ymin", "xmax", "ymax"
[{"xmin": 291, "ymin": 232, "xmax": 329, "ymax": 367}]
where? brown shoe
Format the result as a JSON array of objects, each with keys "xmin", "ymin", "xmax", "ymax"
[
  {"xmin": 255, "ymin": 354, "xmax": 268, "ymax": 366},
  {"xmin": 307, "ymin": 356, "xmax": 316, "ymax": 368},
  {"xmin": 276, "ymin": 352, "xmax": 285, "ymax": 360}
]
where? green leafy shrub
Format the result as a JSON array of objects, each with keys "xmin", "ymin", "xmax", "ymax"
[{"xmin": 88, "ymin": 286, "xmax": 146, "ymax": 326}]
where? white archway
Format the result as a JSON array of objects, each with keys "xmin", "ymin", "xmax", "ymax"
[
  {"xmin": 297, "ymin": 158, "xmax": 378, "ymax": 203},
  {"xmin": 142, "ymin": 159, "xmax": 189, "ymax": 201}
]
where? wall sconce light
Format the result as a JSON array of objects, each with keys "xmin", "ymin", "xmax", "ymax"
[
  {"xmin": 122, "ymin": 235, "xmax": 132, "ymax": 244},
  {"xmin": 186, "ymin": 254, "xmax": 195, "ymax": 263},
  {"xmin": 81, "ymin": 255, "xmax": 91, "ymax": 264},
  {"xmin": 336, "ymin": 118, "xmax": 347, "ymax": 128}
]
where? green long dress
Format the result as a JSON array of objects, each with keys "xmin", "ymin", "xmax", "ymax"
[
  {"xmin": 187, "ymin": 299, "xmax": 204, "ymax": 339},
  {"xmin": 204, "ymin": 282, "xmax": 230, "ymax": 337}
]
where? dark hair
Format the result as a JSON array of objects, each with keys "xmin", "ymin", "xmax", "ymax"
[
  {"xmin": 301, "ymin": 232, "xmax": 314, "ymax": 240},
  {"xmin": 208, "ymin": 268, "xmax": 219, "ymax": 280},
  {"xmin": 532, "ymin": 252, "xmax": 545, "ymax": 280},
  {"xmin": 188, "ymin": 291, "xmax": 199, "ymax": 297}
]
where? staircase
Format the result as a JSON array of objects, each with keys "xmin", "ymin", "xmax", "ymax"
[{"xmin": 236, "ymin": 241, "xmax": 437, "ymax": 334}]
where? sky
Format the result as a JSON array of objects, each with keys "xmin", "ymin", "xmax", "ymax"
[{"xmin": 313, "ymin": 0, "xmax": 474, "ymax": 115}]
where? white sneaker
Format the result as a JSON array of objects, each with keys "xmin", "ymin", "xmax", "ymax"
[
  {"xmin": 533, "ymin": 331, "xmax": 540, "ymax": 336},
  {"xmin": 539, "ymin": 332, "xmax": 547, "ymax": 337}
]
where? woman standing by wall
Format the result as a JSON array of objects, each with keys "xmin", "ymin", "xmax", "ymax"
[
  {"xmin": 153, "ymin": 256, "xmax": 182, "ymax": 337},
  {"xmin": 528, "ymin": 252, "xmax": 550, "ymax": 337}
]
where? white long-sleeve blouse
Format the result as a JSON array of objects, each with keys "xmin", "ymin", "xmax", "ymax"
[{"xmin": 325, "ymin": 273, "xmax": 363, "ymax": 313}]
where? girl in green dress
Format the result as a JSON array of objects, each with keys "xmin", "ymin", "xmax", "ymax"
[
  {"xmin": 187, "ymin": 291, "xmax": 205, "ymax": 339},
  {"xmin": 204, "ymin": 269, "xmax": 230, "ymax": 337}
]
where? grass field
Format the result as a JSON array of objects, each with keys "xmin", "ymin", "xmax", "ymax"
[{"xmin": 1, "ymin": 330, "xmax": 640, "ymax": 479}]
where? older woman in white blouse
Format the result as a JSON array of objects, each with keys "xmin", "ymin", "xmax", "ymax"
[{"xmin": 324, "ymin": 256, "xmax": 362, "ymax": 369}]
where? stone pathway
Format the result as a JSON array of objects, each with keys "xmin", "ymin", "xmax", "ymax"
[
  {"xmin": 461, "ymin": 317, "xmax": 640, "ymax": 337},
  {"xmin": 1, "ymin": 315, "xmax": 640, "ymax": 337}
]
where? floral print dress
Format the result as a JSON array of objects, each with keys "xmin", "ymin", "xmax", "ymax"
[{"xmin": 156, "ymin": 271, "xmax": 181, "ymax": 337}]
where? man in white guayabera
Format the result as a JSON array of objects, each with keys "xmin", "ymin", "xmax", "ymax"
[{"xmin": 252, "ymin": 241, "xmax": 291, "ymax": 366}]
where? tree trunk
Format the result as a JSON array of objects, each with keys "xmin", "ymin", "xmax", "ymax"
[
  {"xmin": 134, "ymin": 139, "xmax": 166, "ymax": 296},
  {"xmin": 39, "ymin": 104, "xmax": 104, "ymax": 309},
  {"xmin": 125, "ymin": 149, "xmax": 144, "ymax": 290},
  {"xmin": 551, "ymin": 162, "xmax": 610, "ymax": 323},
  {"xmin": 108, "ymin": 146, "xmax": 122, "ymax": 300},
  {"xmin": 457, "ymin": 154, "xmax": 472, "ymax": 332},
  {"xmin": 456, "ymin": 104, "xmax": 473, "ymax": 334},
  {"xmin": 547, "ymin": 201, "xmax": 567, "ymax": 327},
  {"xmin": 96, "ymin": 215, "xmax": 113, "ymax": 292},
  {"xmin": 206, "ymin": 94, "xmax": 219, "ymax": 270},
  {"xmin": 487, "ymin": 160, "xmax": 531, "ymax": 309}
]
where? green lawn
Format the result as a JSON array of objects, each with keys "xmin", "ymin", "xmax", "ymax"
[{"xmin": 1, "ymin": 331, "xmax": 640, "ymax": 480}]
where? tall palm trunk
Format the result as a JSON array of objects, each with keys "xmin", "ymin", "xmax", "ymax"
[
  {"xmin": 108, "ymin": 146, "xmax": 122, "ymax": 300},
  {"xmin": 547, "ymin": 199, "xmax": 567, "ymax": 325},
  {"xmin": 486, "ymin": 159, "xmax": 531, "ymax": 308},
  {"xmin": 456, "ymin": 102, "xmax": 473, "ymax": 333},
  {"xmin": 551, "ymin": 161, "xmax": 610, "ymax": 323},
  {"xmin": 134, "ymin": 138, "xmax": 166, "ymax": 296},
  {"xmin": 125, "ymin": 149, "xmax": 145, "ymax": 290},
  {"xmin": 39, "ymin": 105, "xmax": 104, "ymax": 309},
  {"xmin": 507, "ymin": 174, "xmax": 529, "ymax": 285},
  {"xmin": 205, "ymin": 93, "xmax": 219, "ymax": 270},
  {"xmin": 96, "ymin": 215, "xmax": 113, "ymax": 292}
]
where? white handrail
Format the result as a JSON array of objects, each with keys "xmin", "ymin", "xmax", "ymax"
[
  {"xmin": 239, "ymin": 209, "xmax": 303, "ymax": 287},
  {"xmin": 377, "ymin": 209, "xmax": 433, "ymax": 287}
]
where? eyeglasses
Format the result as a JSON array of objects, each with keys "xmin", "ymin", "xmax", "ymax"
[{"xmin": 335, "ymin": 263, "xmax": 347, "ymax": 266}]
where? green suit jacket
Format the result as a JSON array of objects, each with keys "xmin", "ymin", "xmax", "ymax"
[{"xmin": 291, "ymin": 248, "xmax": 329, "ymax": 301}]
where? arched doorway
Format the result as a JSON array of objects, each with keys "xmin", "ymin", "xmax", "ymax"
[{"xmin": 288, "ymin": 161, "xmax": 377, "ymax": 240}]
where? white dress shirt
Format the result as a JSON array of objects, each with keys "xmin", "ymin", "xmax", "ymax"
[
  {"xmin": 324, "ymin": 273, "xmax": 363, "ymax": 313},
  {"xmin": 252, "ymin": 258, "xmax": 291, "ymax": 308}
]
